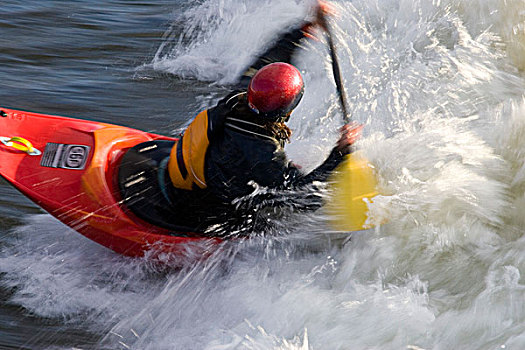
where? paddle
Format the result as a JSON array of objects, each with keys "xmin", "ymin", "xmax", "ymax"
[{"xmin": 322, "ymin": 18, "xmax": 380, "ymax": 231}]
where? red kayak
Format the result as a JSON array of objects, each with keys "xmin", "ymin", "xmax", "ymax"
[{"xmin": 0, "ymin": 107, "xmax": 219, "ymax": 259}]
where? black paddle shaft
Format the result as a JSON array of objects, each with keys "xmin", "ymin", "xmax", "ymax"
[{"xmin": 324, "ymin": 20, "xmax": 351, "ymax": 124}]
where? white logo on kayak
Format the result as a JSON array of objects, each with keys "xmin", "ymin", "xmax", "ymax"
[{"xmin": 41, "ymin": 143, "xmax": 90, "ymax": 170}]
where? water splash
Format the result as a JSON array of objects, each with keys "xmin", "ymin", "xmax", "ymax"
[{"xmin": 151, "ymin": 0, "xmax": 311, "ymax": 84}]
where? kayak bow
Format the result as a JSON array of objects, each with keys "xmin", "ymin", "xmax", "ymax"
[{"xmin": 0, "ymin": 107, "xmax": 219, "ymax": 259}]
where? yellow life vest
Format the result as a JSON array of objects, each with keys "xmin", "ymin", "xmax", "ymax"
[{"xmin": 168, "ymin": 110, "xmax": 210, "ymax": 190}]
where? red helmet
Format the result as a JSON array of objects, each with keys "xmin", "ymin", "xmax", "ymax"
[{"xmin": 247, "ymin": 62, "xmax": 304, "ymax": 121}]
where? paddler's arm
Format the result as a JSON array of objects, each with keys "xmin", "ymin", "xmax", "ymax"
[
  {"xmin": 285, "ymin": 123, "xmax": 364, "ymax": 187},
  {"xmin": 236, "ymin": 1, "xmax": 334, "ymax": 88},
  {"xmin": 246, "ymin": 123, "xmax": 362, "ymax": 212},
  {"xmin": 229, "ymin": 123, "xmax": 362, "ymax": 212},
  {"xmin": 236, "ymin": 23, "xmax": 314, "ymax": 87}
]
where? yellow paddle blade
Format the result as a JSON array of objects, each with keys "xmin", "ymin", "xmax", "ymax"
[{"xmin": 326, "ymin": 151, "xmax": 379, "ymax": 231}]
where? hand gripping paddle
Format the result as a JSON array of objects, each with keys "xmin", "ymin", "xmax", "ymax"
[{"xmin": 323, "ymin": 19, "xmax": 380, "ymax": 231}]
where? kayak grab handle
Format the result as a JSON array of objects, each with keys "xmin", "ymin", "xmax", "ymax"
[{"xmin": 0, "ymin": 136, "xmax": 41, "ymax": 155}]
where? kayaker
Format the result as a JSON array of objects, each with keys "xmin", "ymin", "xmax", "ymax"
[
  {"xmin": 168, "ymin": 0, "xmax": 363, "ymax": 229},
  {"xmin": 119, "ymin": 1, "xmax": 363, "ymax": 235}
]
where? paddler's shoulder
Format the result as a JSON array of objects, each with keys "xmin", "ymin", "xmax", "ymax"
[
  {"xmin": 207, "ymin": 90, "xmax": 249, "ymax": 133},
  {"xmin": 209, "ymin": 90, "xmax": 251, "ymax": 118}
]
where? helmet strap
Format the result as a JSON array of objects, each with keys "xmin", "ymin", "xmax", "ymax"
[{"xmin": 281, "ymin": 111, "xmax": 292, "ymax": 123}]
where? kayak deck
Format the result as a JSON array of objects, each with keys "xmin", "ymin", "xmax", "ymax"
[{"xmin": 0, "ymin": 107, "xmax": 219, "ymax": 259}]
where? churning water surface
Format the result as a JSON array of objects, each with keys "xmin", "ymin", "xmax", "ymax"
[{"xmin": 1, "ymin": 0, "xmax": 525, "ymax": 349}]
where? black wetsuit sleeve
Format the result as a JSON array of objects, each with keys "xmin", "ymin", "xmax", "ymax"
[
  {"xmin": 235, "ymin": 146, "xmax": 348, "ymax": 214},
  {"xmin": 283, "ymin": 147, "xmax": 348, "ymax": 188},
  {"xmin": 289, "ymin": 147, "xmax": 348, "ymax": 187},
  {"xmin": 237, "ymin": 22, "xmax": 313, "ymax": 88}
]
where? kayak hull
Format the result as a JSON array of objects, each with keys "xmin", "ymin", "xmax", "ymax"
[{"xmin": 0, "ymin": 107, "xmax": 219, "ymax": 259}]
